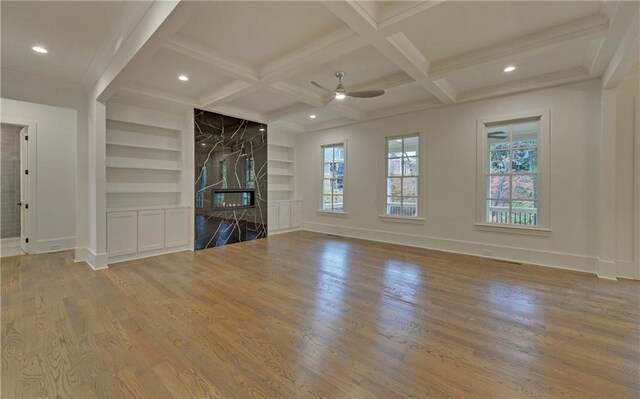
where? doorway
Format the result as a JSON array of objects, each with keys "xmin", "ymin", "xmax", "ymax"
[{"xmin": 1, "ymin": 122, "xmax": 29, "ymax": 256}]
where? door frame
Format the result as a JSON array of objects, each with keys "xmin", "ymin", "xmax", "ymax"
[
  {"xmin": 634, "ymin": 94, "xmax": 640, "ymax": 279},
  {"xmin": 1, "ymin": 117, "xmax": 37, "ymax": 254}
]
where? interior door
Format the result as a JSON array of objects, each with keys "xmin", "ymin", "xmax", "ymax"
[{"xmin": 19, "ymin": 126, "xmax": 28, "ymax": 253}]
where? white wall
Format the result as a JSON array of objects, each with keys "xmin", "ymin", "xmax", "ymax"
[
  {"xmin": 296, "ymin": 80, "xmax": 617, "ymax": 275},
  {"xmin": 0, "ymin": 97, "xmax": 77, "ymax": 252},
  {"xmin": 1, "ymin": 68, "xmax": 88, "ymax": 252}
]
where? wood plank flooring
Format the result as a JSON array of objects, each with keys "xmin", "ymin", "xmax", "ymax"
[{"xmin": 2, "ymin": 231, "xmax": 639, "ymax": 398}]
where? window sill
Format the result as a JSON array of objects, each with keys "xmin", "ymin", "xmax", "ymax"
[
  {"xmin": 475, "ymin": 223, "xmax": 552, "ymax": 236},
  {"xmin": 378, "ymin": 215, "xmax": 425, "ymax": 224},
  {"xmin": 316, "ymin": 210, "xmax": 348, "ymax": 217}
]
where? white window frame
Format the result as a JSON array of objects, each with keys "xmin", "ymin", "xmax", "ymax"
[
  {"xmin": 476, "ymin": 109, "xmax": 551, "ymax": 235},
  {"xmin": 379, "ymin": 133, "xmax": 425, "ymax": 223},
  {"xmin": 318, "ymin": 140, "xmax": 347, "ymax": 215}
]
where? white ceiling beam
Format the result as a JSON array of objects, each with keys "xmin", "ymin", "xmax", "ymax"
[
  {"xmin": 585, "ymin": 1, "xmax": 639, "ymax": 77},
  {"xmin": 82, "ymin": 1, "xmax": 153, "ymax": 90},
  {"xmin": 266, "ymin": 103, "xmax": 315, "ymax": 123},
  {"xmin": 269, "ymin": 81, "xmax": 326, "ymax": 108},
  {"xmin": 93, "ymin": 0, "xmax": 185, "ymax": 101},
  {"xmin": 429, "ymin": 14, "xmax": 609, "ymax": 78},
  {"xmin": 199, "ymin": 81, "xmax": 256, "ymax": 108},
  {"xmin": 119, "ymin": 85, "xmax": 268, "ymax": 123},
  {"xmin": 259, "ymin": 27, "xmax": 367, "ymax": 83},
  {"xmin": 163, "ymin": 35, "xmax": 259, "ymax": 83},
  {"xmin": 322, "ymin": 1, "xmax": 455, "ymax": 104},
  {"xmin": 377, "ymin": 1, "xmax": 447, "ymax": 34},
  {"xmin": 349, "ymin": 72, "xmax": 417, "ymax": 92},
  {"xmin": 457, "ymin": 67, "xmax": 592, "ymax": 103},
  {"xmin": 601, "ymin": 8, "xmax": 639, "ymax": 89},
  {"xmin": 119, "ymin": 84, "xmax": 198, "ymax": 108}
]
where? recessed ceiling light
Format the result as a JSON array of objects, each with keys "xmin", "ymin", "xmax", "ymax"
[
  {"xmin": 503, "ymin": 65, "xmax": 517, "ymax": 73},
  {"xmin": 32, "ymin": 46, "xmax": 48, "ymax": 54},
  {"xmin": 309, "ymin": 114, "xmax": 317, "ymax": 119},
  {"xmin": 178, "ymin": 75, "xmax": 189, "ymax": 81}
]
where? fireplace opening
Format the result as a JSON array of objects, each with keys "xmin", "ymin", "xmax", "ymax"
[{"xmin": 212, "ymin": 189, "xmax": 256, "ymax": 211}]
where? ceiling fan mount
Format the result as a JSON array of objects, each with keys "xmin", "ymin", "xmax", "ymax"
[{"xmin": 311, "ymin": 71, "xmax": 385, "ymax": 102}]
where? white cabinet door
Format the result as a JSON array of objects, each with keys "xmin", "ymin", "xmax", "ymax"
[
  {"xmin": 107, "ymin": 211, "xmax": 137, "ymax": 257},
  {"xmin": 278, "ymin": 202, "xmax": 291, "ymax": 229},
  {"xmin": 138, "ymin": 209, "xmax": 165, "ymax": 252},
  {"xmin": 291, "ymin": 200, "xmax": 302, "ymax": 228},
  {"xmin": 268, "ymin": 202, "xmax": 279, "ymax": 232},
  {"xmin": 165, "ymin": 208, "xmax": 189, "ymax": 248}
]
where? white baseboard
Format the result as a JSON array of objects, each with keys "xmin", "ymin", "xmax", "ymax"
[
  {"xmin": 1, "ymin": 238, "xmax": 23, "ymax": 258},
  {"xmin": 1, "ymin": 237, "xmax": 21, "ymax": 249},
  {"xmin": 107, "ymin": 245, "xmax": 191, "ymax": 265},
  {"xmin": 615, "ymin": 260, "xmax": 637, "ymax": 280},
  {"xmin": 75, "ymin": 247, "xmax": 108, "ymax": 270},
  {"xmin": 269, "ymin": 227, "xmax": 302, "ymax": 236},
  {"xmin": 597, "ymin": 259, "xmax": 618, "ymax": 280},
  {"xmin": 302, "ymin": 221, "xmax": 601, "ymax": 277},
  {"xmin": 31, "ymin": 236, "xmax": 76, "ymax": 254}
]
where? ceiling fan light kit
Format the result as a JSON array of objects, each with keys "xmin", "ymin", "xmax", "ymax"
[{"xmin": 311, "ymin": 71, "xmax": 385, "ymax": 102}]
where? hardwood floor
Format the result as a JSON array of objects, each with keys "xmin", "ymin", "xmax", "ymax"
[{"xmin": 2, "ymin": 231, "xmax": 639, "ymax": 398}]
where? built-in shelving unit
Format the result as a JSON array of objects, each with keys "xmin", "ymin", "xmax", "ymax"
[
  {"xmin": 268, "ymin": 143, "xmax": 295, "ymax": 201},
  {"xmin": 105, "ymin": 102, "xmax": 193, "ymax": 264},
  {"xmin": 106, "ymin": 117, "xmax": 184, "ymax": 210}
]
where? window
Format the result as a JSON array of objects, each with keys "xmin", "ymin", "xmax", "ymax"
[
  {"xmin": 321, "ymin": 143, "xmax": 345, "ymax": 212},
  {"xmin": 478, "ymin": 112, "xmax": 551, "ymax": 229},
  {"xmin": 386, "ymin": 135, "xmax": 419, "ymax": 217}
]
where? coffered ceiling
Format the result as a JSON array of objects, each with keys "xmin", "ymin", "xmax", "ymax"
[{"xmin": 2, "ymin": 1, "xmax": 638, "ymax": 133}]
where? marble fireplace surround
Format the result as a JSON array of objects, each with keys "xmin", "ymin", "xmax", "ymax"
[{"xmin": 194, "ymin": 109, "xmax": 267, "ymax": 250}]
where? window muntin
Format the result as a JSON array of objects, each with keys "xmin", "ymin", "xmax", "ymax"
[
  {"xmin": 386, "ymin": 135, "xmax": 419, "ymax": 217},
  {"xmin": 321, "ymin": 144, "xmax": 345, "ymax": 212},
  {"xmin": 485, "ymin": 119, "xmax": 539, "ymax": 226}
]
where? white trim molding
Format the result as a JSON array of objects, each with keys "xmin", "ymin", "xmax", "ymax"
[
  {"xmin": 302, "ymin": 221, "xmax": 598, "ymax": 275},
  {"xmin": 75, "ymin": 247, "xmax": 108, "ymax": 270},
  {"xmin": 476, "ymin": 109, "xmax": 551, "ymax": 232},
  {"xmin": 319, "ymin": 139, "xmax": 348, "ymax": 214}
]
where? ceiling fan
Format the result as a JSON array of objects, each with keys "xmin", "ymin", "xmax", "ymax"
[
  {"xmin": 311, "ymin": 71, "xmax": 385, "ymax": 101},
  {"xmin": 487, "ymin": 131, "xmax": 507, "ymax": 139}
]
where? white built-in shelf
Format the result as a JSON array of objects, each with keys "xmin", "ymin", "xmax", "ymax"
[
  {"xmin": 107, "ymin": 158, "xmax": 181, "ymax": 171},
  {"xmin": 268, "ymin": 172, "xmax": 294, "ymax": 177},
  {"xmin": 267, "ymin": 142, "xmax": 295, "ymax": 201},
  {"xmin": 107, "ymin": 204, "xmax": 190, "ymax": 212},
  {"xmin": 107, "ymin": 183, "xmax": 181, "ymax": 194},
  {"xmin": 106, "ymin": 141, "xmax": 181, "ymax": 152},
  {"xmin": 269, "ymin": 158, "xmax": 294, "ymax": 163}
]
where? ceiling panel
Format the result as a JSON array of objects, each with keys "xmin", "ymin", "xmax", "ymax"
[
  {"xmin": 176, "ymin": 1, "xmax": 345, "ymax": 69},
  {"xmin": 126, "ymin": 47, "xmax": 234, "ymax": 99},
  {"xmin": 1, "ymin": 1, "xmax": 124, "ymax": 83},
  {"xmin": 446, "ymin": 42, "xmax": 590, "ymax": 92},
  {"xmin": 402, "ymin": 1, "xmax": 602, "ymax": 63}
]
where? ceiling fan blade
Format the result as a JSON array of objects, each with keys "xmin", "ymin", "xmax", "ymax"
[
  {"xmin": 346, "ymin": 89, "xmax": 385, "ymax": 98},
  {"xmin": 311, "ymin": 81, "xmax": 333, "ymax": 92}
]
